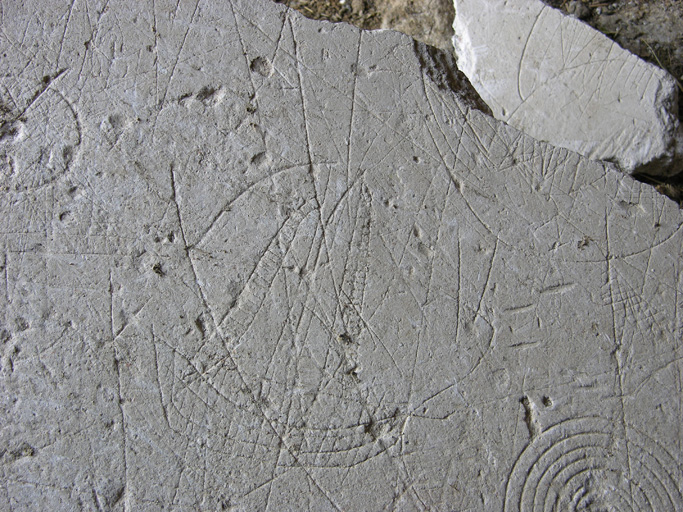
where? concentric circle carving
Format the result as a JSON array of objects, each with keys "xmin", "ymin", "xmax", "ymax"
[{"xmin": 504, "ymin": 417, "xmax": 682, "ymax": 511}]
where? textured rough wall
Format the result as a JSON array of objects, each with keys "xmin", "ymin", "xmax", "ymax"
[
  {"xmin": 0, "ymin": 0, "xmax": 682, "ymax": 510},
  {"xmin": 281, "ymin": 0, "xmax": 683, "ymax": 202}
]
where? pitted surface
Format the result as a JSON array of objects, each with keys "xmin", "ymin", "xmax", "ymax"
[{"xmin": 0, "ymin": 1, "xmax": 681, "ymax": 510}]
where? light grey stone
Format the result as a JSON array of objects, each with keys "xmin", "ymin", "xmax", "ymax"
[
  {"xmin": 453, "ymin": 0, "xmax": 683, "ymax": 177},
  {"xmin": 1, "ymin": 0, "xmax": 682, "ymax": 510}
]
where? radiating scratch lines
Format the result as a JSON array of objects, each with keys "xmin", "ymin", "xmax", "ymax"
[
  {"xmin": 410, "ymin": 381, "xmax": 468, "ymax": 420},
  {"xmin": 421, "ymin": 80, "xmax": 500, "ymax": 242},
  {"xmin": 297, "ymin": 222, "xmax": 329, "ymax": 315},
  {"xmin": 474, "ymin": 238, "xmax": 498, "ymax": 323},
  {"xmin": 339, "ymin": 184, "xmax": 371, "ymax": 339},
  {"xmin": 289, "ymin": 12, "xmax": 319, "ymax": 217},
  {"xmin": 226, "ymin": 0, "xmax": 254, "ymax": 87},
  {"xmin": 345, "ymin": 31, "xmax": 363, "ymax": 190},
  {"xmin": 517, "ymin": 6, "xmax": 547, "ymax": 102},
  {"xmin": 285, "ymin": 267, "xmax": 324, "ymax": 358},
  {"xmin": 299, "ymin": 279, "xmax": 401, "ymax": 395},
  {"xmin": 298, "ymin": 73, "xmax": 346, "ymax": 165},
  {"xmin": 370, "ymin": 231, "xmax": 429, "ymax": 327},
  {"xmin": 259, "ymin": 263, "xmax": 316, "ymax": 432},
  {"xmin": 462, "ymin": 111, "xmax": 504, "ymax": 174},
  {"xmin": 608, "ymin": 259, "xmax": 669, "ymax": 351},
  {"xmin": 322, "ymin": 180, "xmax": 372, "ymax": 303},
  {"xmin": 110, "ymin": 271, "xmax": 129, "ymax": 511},
  {"xmin": 152, "ymin": 337, "xmax": 282, "ymax": 454},
  {"xmin": 168, "ymin": 365, "xmax": 235, "ymax": 430},
  {"xmin": 269, "ymin": 10, "xmax": 288, "ymax": 68},
  {"xmin": 479, "ymin": 129, "xmax": 534, "ymax": 197},
  {"xmin": 595, "ymin": 208, "xmax": 680, "ymax": 341},
  {"xmin": 580, "ymin": 43, "xmax": 617, "ymax": 118},
  {"xmin": 323, "ymin": 131, "xmax": 405, "ymax": 227},
  {"xmin": 420, "ymin": 73, "xmax": 462, "ymax": 171},
  {"xmin": 55, "ymin": 0, "xmax": 77, "ymax": 70},
  {"xmin": 296, "ymin": 312, "xmax": 358, "ymax": 408},
  {"xmin": 598, "ymin": 244, "xmax": 680, "ymax": 300},
  {"xmin": 229, "ymin": 0, "xmax": 483, "ymax": 189},
  {"xmin": 547, "ymin": 194, "xmax": 603, "ymax": 251},
  {"xmin": 400, "ymin": 172, "xmax": 453, "ymax": 445},
  {"xmin": 75, "ymin": 0, "xmax": 110, "ymax": 86},
  {"xmin": 225, "ymin": 0, "xmax": 274, "ymax": 145},
  {"xmin": 328, "ymin": 234, "xmax": 452, "ymax": 504},
  {"xmin": 272, "ymin": 290, "xmax": 407, "ymax": 471},
  {"xmin": 538, "ymin": 142, "xmax": 558, "ymax": 189},
  {"xmin": 424, "ymin": 179, "xmax": 453, "ymax": 309},
  {"xmin": 168, "ymin": 350, "xmax": 236, "ymax": 407},
  {"xmin": 191, "ymin": 162, "xmax": 310, "ymax": 249},
  {"xmin": 288, "ymin": 16, "xmax": 348, "ymax": 367},
  {"xmin": 566, "ymin": 24, "xmax": 601, "ymax": 69},
  {"xmin": 455, "ymin": 246, "xmax": 499, "ymax": 381},
  {"xmin": 158, "ymin": 0, "xmax": 200, "ymax": 110},
  {"xmin": 605, "ymin": 210, "xmax": 636, "ymax": 495},
  {"xmin": 395, "ymin": 171, "xmax": 441, "ymax": 269},
  {"xmin": 327, "ymin": 200, "xmax": 359, "ymax": 330},
  {"xmin": 338, "ymin": 287, "xmax": 403, "ymax": 377},
  {"xmin": 169, "ymin": 163, "xmax": 216, "ymax": 318},
  {"xmin": 218, "ymin": 199, "xmax": 314, "ymax": 335}
]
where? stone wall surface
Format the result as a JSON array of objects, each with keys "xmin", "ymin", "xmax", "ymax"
[
  {"xmin": 0, "ymin": 0, "xmax": 682, "ymax": 510},
  {"xmin": 453, "ymin": 0, "xmax": 683, "ymax": 177}
]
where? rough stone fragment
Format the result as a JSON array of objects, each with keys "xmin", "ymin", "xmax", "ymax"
[
  {"xmin": 1, "ymin": 0, "xmax": 682, "ymax": 510},
  {"xmin": 453, "ymin": 0, "xmax": 683, "ymax": 176}
]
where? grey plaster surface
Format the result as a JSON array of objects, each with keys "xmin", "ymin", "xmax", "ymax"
[
  {"xmin": 1, "ymin": 0, "xmax": 682, "ymax": 510},
  {"xmin": 453, "ymin": 0, "xmax": 683, "ymax": 177}
]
